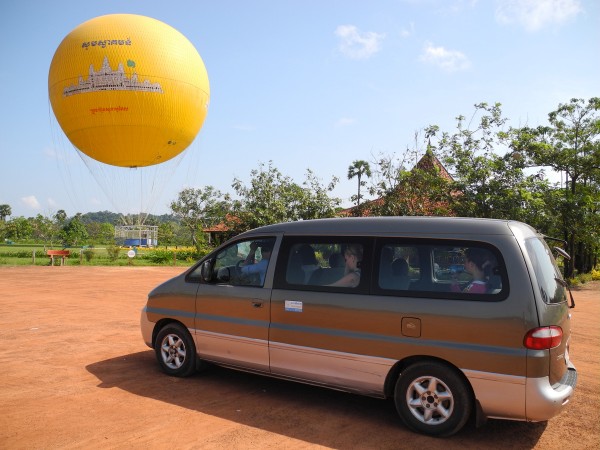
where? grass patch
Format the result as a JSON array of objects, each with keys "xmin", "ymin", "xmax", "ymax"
[{"xmin": 0, "ymin": 245, "xmax": 197, "ymax": 267}]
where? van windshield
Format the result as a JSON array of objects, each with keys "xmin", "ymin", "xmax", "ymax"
[{"xmin": 524, "ymin": 237, "xmax": 566, "ymax": 305}]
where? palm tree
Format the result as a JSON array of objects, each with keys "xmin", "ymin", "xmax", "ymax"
[
  {"xmin": 0, "ymin": 204, "xmax": 11, "ymax": 221},
  {"xmin": 54, "ymin": 209, "xmax": 67, "ymax": 225},
  {"xmin": 347, "ymin": 160, "xmax": 372, "ymax": 206}
]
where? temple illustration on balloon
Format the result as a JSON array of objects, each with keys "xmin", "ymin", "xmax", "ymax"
[{"xmin": 63, "ymin": 56, "xmax": 163, "ymax": 97}]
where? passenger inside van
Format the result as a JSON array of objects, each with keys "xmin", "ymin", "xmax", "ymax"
[
  {"xmin": 239, "ymin": 241, "xmax": 273, "ymax": 285},
  {"xmin": 287, "ymin": 244, "xmax": 320, "ymax": 284},
  {"xmin": 305, "ymin": 252, "xmax": 346, "ymax": 285},
  {"xmin": 390, "ymin": 258, "xmax": 411, "ymax": 289},
  {"xmin": 329, "ymin": 244, "xmax": 363, "ymax": 288},
  {"xmin": 451, "ymin": 248, "xmax": 490, "ymax": 294},
  {"xmin": 329, "ymin": 252, "xmax": 345, "ymax": 268}
]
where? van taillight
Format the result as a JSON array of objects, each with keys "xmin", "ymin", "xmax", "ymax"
[{"xmin": 524, "ymin": 326, "xmax": 563, "ymax": 350}]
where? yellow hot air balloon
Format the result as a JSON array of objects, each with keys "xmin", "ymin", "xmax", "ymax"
[{"xmin": 48, "ymin": 14, "xmax": 210, "ymax": 168}]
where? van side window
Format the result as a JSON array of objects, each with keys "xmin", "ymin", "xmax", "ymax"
[
  {"xmin": 375, "ymin": 241, "xmax": 506, "ymax": 300},
  {"xmin": 196, "ymin": 237, "xmax": 276, "ymax": 287},
  {"xmin": 434, "ymin": 246, "xmax": 499, "ymax": 294},
  {"xmin": 282, "ymin": 241, "xmax": 365, "ymax": 289},
  {"xmin": 378, "ymin": 245, "xmax": 417, "ymax": 290}
]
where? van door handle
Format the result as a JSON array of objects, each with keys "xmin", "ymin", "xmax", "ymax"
[{"xmin": 252, "ymin": 301, "xmax": 263, "ymax": 308}]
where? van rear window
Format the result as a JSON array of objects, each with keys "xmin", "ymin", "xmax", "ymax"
[
  {"xmin": 376, "ymin": 242, "xmax": 505, "ymax": 299},
  {"xmin": 524, "ymin": 238, "xmax": 567, "ymax": 304}
]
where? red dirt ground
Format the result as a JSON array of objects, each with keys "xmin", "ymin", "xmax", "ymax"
[{"xmin": 0, "ymin": 266, "xmax": 598, "ymax": 449}]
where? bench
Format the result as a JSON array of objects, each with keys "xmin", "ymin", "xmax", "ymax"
[{"xmin": 47, "ymin": 250, "xmax": 70, "ymax": 266}]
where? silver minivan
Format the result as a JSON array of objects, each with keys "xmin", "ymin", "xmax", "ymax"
[{"xmin": 141, "ymin": 217, "xmax": 577, "ymax": 437}]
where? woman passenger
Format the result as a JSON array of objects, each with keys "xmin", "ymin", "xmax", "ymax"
[
  {"xmin": 451, "ymin": 248, "xmax": 489, "ymax": 293},
  {"xmin": 329, "ymin": 244, "xmax": 363, "ymax": 288}
]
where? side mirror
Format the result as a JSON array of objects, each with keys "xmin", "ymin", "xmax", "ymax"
[
  {"xmin": 200, "ymin": 260, "xmax": 214, "ymax": 282},
  {"xmin": 553, "ymin": 247, "xmax": 571, "ymax": 261}
]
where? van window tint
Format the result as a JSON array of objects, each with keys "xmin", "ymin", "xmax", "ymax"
[
  {"xmin": 193, "ymin": 237, "xmax": 276, "ymax": 287},
  {"xmin": 379, "ymin": 245, "xmax": 417, "ymax": 290},
  {"xmin": 285, "ymin": 242, "xmax": 364, "ymax": 288},
  {"xmin": 524, "ymin": 237, "xmax": 566, "ymax": 304},
  {"xmin": 376, "ymin": 241, "xmax": 505, "ymax": 299}
]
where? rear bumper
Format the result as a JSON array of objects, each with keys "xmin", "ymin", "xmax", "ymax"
[
  {"xmin": 525, "ymin": 364, "xmax": 577, "ymax": 422},
  {"xmin": 464, "ymin": 363, "xmax": 577, "ymax": 422}
]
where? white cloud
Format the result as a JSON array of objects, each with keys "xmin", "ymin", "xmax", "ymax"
[
  {"xmin": 21, "ymin": 195, "xmax": 41, "ymax": 210},
  {"xmin": 495, "ymin": 0, "xmax": 582, "ymax": 32},
  {"xmin": 419, "ymin": 41, "xmax": 471, "ymax": 72},
  {"xmin": 335, "ymin": 25, "xmax": 385, "ymax": 60},
  {"xmin": 335, "ymin": 117, "xmax": 356, "ymax": 127}
]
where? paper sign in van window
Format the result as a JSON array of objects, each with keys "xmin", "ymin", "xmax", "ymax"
[{"xmin": 285, "ymin": 300, "xmax": 303, "ymax": 312}]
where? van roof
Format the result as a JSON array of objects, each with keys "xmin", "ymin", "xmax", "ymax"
[{"xmin": 240, "ymin": 216, "xmax": 536, "ymax": 237}]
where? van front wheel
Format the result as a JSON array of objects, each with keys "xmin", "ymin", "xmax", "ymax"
[
  {"xmin": 155, "ymin": 323, "xmax": 197, "ymax": 377},
  {"xmin": 394, "ymin": 362, "xmax": 472, "ymax": 437}
]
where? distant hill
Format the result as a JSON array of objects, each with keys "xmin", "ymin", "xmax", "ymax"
[{"xmin": 80, "ymin": 211, "xmax": 179, "ymax": 225}]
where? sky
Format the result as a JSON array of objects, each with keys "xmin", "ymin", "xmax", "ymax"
[{"xmin": 1, "ymin": 0, "xmax": 599, "ymax": 219}]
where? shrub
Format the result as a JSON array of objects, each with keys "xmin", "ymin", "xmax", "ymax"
[
  {"xmin": 83, "ymin": 248, "xmax": 95, "ymax": 262},
  {"xmin": 0, "ymin": 249, "xmax": 46, "ymax": 258},
  {"xmin": 106, "ymin": 245, "xmax": 121, "ymax": 262},
  {"xmin": 141, "ymin": 247, "xmax": 210, "ymax": 265},
  {"xmin": 144, "ymin": 250, "xmax": 173, "ymax": 264}
]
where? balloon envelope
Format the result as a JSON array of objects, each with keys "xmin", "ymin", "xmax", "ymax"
[{"xmin": 48, "ymin": 14, "xmax": 210, "ymax": 167}]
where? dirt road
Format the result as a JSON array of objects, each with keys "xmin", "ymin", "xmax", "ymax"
[{"xmin": 0, "ymin": 266, "xmax": 598, "ymax": 449}]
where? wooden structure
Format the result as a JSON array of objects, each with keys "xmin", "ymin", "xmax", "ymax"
[{"xmin": 47, "ymin": 250, "xmax": 70, "ymax": 266}]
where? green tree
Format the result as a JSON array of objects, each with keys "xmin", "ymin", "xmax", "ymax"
[
  {"xmin": 85, "ymin": 222, "xmax": 102, "ymax": 244},
  {"xmin": 173, "ymin": 222, "xmax": 193, "ymax": 246},
  {"xmin": 31, "ymin": 214, "xmax": 58, "ymax": 248},
  {"xmin": 0, "ymin": 204, "xmax": 11, "ymax": 221},
  {"xmin": 347, "ymin": 160, "xmax": 371, "ymax": 206},
  {"xmin": 4, "ymin": 217, "xmax": 33, "ymax": 241},
  {"xmin": 379, "ymin": 153, "xmax": 454, "ymax": 217},
  {"xmin": 158, "ymin": 222, "xmax": 176, "ymax": 246},
  {"xmin": 60, "ymin": 215, "xmax": 89, "ymax": 247},
  {"xmin": 511, "ymin": 97, "xmax": 600, "ymax": 276},
  {"xmin": 230, "ymin": 161, "xmax": 339, "ymax": 233},
  {"xmin": 99, "ymin": 223, "xmax": 115, "ymax": 244},
  {"xmin": 299, "ymin": 169, "xmax": 340, "ymax": 220},
  {"xmin": 367, "ymin": 133, "xmax": 454, "ymax": 217},
  {"xmin": 85, "ymin": 222, "xmax": 115, "ymax": 244},
  {"xmin": 54, "ymin": 210, "xmax": 67, "ymax": 225},
  {"xmin": 170, "ymin": 186, "xmax": 230, "ymax": 252},
  {"xmin": 430, "ymin": 102, "xmax": 548, "ymax": 222}
]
